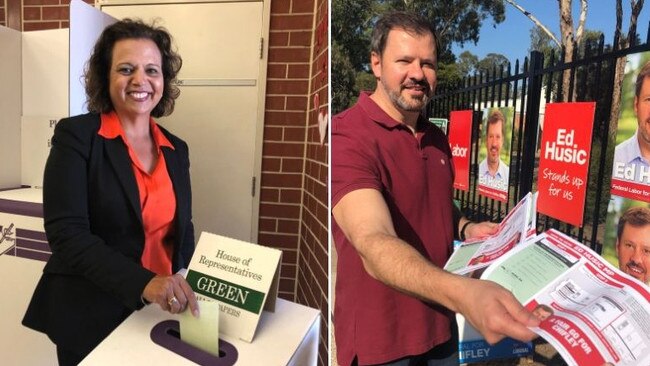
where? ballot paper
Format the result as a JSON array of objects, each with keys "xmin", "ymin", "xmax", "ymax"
[
  {"xmin": 180, "ymin": 296, "xmax": 220, "ymax": 357},
  {"xmin": 444, "ymin": 192, "xmax": 532, "ymax": 275}
]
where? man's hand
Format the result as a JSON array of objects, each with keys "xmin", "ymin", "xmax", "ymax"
[
  {"xmin": 465, "ymin": 221, "xmax": 498, "ymax": 239},
  {"xmin": 452, "ymin": 277, "xmax": 539, "ymax": 344},
  {"xmin": 142, "ymin": 274, "xmax": 200, "ymax": 317}
]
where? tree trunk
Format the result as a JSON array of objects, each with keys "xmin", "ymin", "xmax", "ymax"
[
  {"xmin": 609, "ymin": 0, "xmax": 625, "ymax": 142},
  {"xmin": 558, "ymin": 0, "xmax": 574, "ymax": 101},
  {"xmin": 610, "ymin": 0, "xmax": 644, "ymax": 141}
]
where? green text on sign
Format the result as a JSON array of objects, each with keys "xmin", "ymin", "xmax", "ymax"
[{"xmin": 187, "ymin": 270, "xmax": 265, "ymax": 314}]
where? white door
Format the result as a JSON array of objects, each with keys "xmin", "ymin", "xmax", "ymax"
[{"xmin": 102, "ymin": 2, "xmax": 264, "ymax": 242}]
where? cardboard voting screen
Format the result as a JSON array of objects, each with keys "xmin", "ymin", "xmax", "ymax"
[{"xmin": 185, "ymin": 232, "xmax": 282, "ymax": 342}]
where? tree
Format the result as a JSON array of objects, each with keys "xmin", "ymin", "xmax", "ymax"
[
  {"xmin": 610, "ymin": 0, "xmax": 645, "ymax": 142},
  {"xmin": 331, "ymin": 0, "xmax": 507, "ymax": 112},
  {"xmin": 477, "ymin": 53, "xmax": 509, "ymax": 75},
  {"xmin": 332, "ymin": 0, "xmax": 375, "ymax": 71},
  {"xmin": 505, "ymin": 0, "xmax": 587, "ymax": 101},
  {"xmin": 332, "ymin": 41, "xmax": 357, "ymax": 114},
  {"xmin": 457, "ymin": 51, "xmax": 479, "ymax": 76},
  {"xmin": 529, "ymin": 26, "xmax": 560, "ymax": 64}
]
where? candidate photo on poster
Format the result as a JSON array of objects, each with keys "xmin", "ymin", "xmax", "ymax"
[
  {"xmin": 478, "ymin": 106, "xmax": 513, "ymax": 200},
  {"xmin": 612, "ymin": 51, "xmax": 650, "ymax": 187},
  {"xmin": 603, "ymin": 196, "xmax": 650, "ymax": 286}
]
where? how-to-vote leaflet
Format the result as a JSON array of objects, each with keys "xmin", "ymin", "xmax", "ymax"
[
  {"xmin": 444, "ymin": 192, "xmax": 532, "ymax": 275},
  {"xmin": 184, "ymin": 232, "xmax": 282, "ymax": 342},
  {"xmin": 448, "ymin": 110, "xmax": 472, "ymax": 191},
  {"xmin": 537, "ymin": 102, "xmax": 595, "ymax": 227},
  {"xmin": 482, "ymin": 230, "xmax": 650, "ymax": 366}
]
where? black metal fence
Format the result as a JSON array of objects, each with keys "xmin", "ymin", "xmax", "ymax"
[{"xmin": 428, "ymin": 28, "xmax": 650, "ymax": 254}]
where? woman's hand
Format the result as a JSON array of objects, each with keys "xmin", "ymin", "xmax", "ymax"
[{"xmin": 142, "ymin": 274, "xmax": 200, "ymax": 317}]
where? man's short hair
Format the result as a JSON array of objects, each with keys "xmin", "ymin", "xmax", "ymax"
[
  {"xmin": 617, "ymin": 206, "xmax": 650, "ymax": 239},
  {"xmin": 370, "ymin": 11, "xmax": 439, "ymax": 60},
  {"xmin": 486, "ymin": 109, "xmax": 505, "ymax": 135},
  {"xmin": 635, "ymin": 60, "xmax": 650, "ymax": 97}
]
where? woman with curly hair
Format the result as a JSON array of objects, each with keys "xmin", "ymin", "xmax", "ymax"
[{"xmin": 23, "ymin": 19, "xmax": 199, "ymax": 365}]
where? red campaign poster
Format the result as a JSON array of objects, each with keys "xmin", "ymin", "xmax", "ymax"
[
  {"xmin": 448, "ymin": 110, "xmax": 472, "ymax": 191},
  {"xmin": 537, "ymin": 102, "xmax": 596, "ymax": 227}
]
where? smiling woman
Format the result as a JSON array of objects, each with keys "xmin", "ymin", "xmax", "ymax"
[{"xmin": 21, "ymin": 19, "xmax": 199, "ymax": 366}]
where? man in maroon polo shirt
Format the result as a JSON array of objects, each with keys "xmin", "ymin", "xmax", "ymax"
[{"xmin": 332, "ymin": 11, "xmax": 539, "ymax": 366}]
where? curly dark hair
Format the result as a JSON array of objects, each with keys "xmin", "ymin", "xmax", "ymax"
[{"xmin": 84, "ymin": 18, "xmax": 182, "ymax": 118}]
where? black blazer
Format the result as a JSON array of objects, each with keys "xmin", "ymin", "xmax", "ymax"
[{"xmin": 22, "ymin": 113, "xmax": 195, "ymax": 357}]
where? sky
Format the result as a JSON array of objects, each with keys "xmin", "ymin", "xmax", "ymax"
[{"xmin": 452, "ymin": 0, "xmax": 650, "ymax": 64}]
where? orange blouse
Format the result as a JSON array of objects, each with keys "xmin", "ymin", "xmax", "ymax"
[{"xmin": 99, "ymin": 111, "xmax": 176, "ymax": 275}]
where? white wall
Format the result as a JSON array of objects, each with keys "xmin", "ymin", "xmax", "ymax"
[
  {"xmin": 21, "ymin": 29, "xmax": 69, "ymax": 187},
  {"xmin": 0, "ymin": 26, "xmax": 22, "ymax": 189}
]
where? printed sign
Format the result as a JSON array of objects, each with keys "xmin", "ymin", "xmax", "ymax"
[
  {"xmin": 0, "ymin": 223, "xmax": 16, "ymax": 255},
  {"xmin": 429, "ymin": 117, "xmax": 448, "ymax": 135},
  {"xmin": 185, "ymin": 232, "xmax": 282, "ymax": 342},
  {"xmin": 603, "ymin": 52, "xmax": 650, "ymax": 287},
  {"xmin": 477, "ymin": 107, "xmax": 513, "ymax": 202},
  {"xmin": 537, "ymin": 102, "xmax": 595, "ymax": 227},
  {"xmin": 602, "ymin": 196, "xmax": 650, "ymax": 287},
  {"xmin": 611, "ymin": 52, "xmax": 650, "ymax": 202},
  {"xmin": 448, "ymin": 111, "xmax": 472, "ymax": 191}
]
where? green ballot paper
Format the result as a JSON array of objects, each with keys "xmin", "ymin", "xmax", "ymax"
[{"xmin": 180, "ymin": 296, "xmax": 220, "ymax": 357}]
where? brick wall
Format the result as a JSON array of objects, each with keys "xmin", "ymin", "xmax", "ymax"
[
  {"xmin": 1, "ymin": 0, "xmax": 6, "ymax": 26},
  {"xmin": 3, "ymin": 0, "xmax": 92, "ymax": 31},
  {"xmin": 297, "ymin": 0, "xmax": 328, "ymax": 365},
  {"xmin": 5, "ymin": 1, "xmax": 330, "ymax": 364},
  {"xmin": 264, "ymin": 0, "xmax": 329, "ymax": 365}
]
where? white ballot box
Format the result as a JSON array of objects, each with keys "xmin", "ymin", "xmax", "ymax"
[
  {"xmin": 80, "ymin": 298, "xmax": 320, "ymax": 366},
  {"xmin": 0, "ymin": 255, "xmax": 57, "ymax": 364},
  {"xmin": 0, "ymin": 187, "xmax": 48, "ymax": 260}
]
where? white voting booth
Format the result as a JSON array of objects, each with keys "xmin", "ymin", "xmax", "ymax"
[
  {"xmin": 0, "ymin": 14, "xmax": 66, "ymax": 366},
  {"xmin": 1, "ymin": 1, "xmax": 319, "ymax": 364},
  {"xmin": 80, "ymin": 299, "xmax": 320, "ymax": 366}
]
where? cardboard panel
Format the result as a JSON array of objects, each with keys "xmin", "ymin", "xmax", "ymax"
[
  {"xmin": 102, "ymin": 2, "xmax": 262, "ymax": 79},
  {"xmin": 21, "ymin": 116, "xmax": 62, "ymax": 187},
  {"xmin": 0, "ymin": 26, "xmax": 22, "ymax": 189},
  {"xmin": 22, "ymin": 29, "xmax": 69, "ymax": 117},
  {"xmin": 69, "ymin": 0, "xmax": 117, "ymax": 116}
]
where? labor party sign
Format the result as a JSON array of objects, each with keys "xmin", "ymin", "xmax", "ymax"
[
  {"xmin": 448, "ymin": 110, "xmax": 473, "ymax": 191},
  {"xmin": 537, "ymin": 102, "xmax": 595, "ymax": 227},
  {"xmin": 603, "ymin": 51, "xmax": 650, "ymax": 281},
  {"xmin": 477, "ymin": 107, "xmax": 514, "ymax": 202},
  {"xmin": 185, "ymin": 232, "xmax": 282, "ymax": 342},
  {"xmin": 611, "ymin": 52, "xmax": 650, "ymax": 202}
]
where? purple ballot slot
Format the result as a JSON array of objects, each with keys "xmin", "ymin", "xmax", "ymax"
[{"xmin": 150, "ymin": 320, "xmax": 238, "ymax": 365}]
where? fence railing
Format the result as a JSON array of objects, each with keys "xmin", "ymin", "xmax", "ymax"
[{"xmin": 428, "ymin": 27, "xmax": 650, "ymax": 254}]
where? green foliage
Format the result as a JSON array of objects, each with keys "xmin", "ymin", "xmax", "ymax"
[
  {"xmin": 355, "ymin": 71, "xmax": 377, "ymax": 94},
  {"xmin": 331, "ymin": 0, "xmax": 375, "ymax": 71},
  {"xmin": 332, "ymin": 41, "xmax": 357, "ymax": 115},
  {"xmin": 477, "ymin": 53, "xmax": 509, "ymax": 74},
  {"xmin": 529, "ymin": 26, "xmax": 559, "ymax": 62},
  {"xmin": 331, "ymin": 0, "xmax": 507, "ymax": 112},
  {"xmin": 436, "ymin": 62, "xmax": 463, "ymax": 90},
  {"xmin": 457, "ymin": 51, "xmax": 479, "ymax": 76}
]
